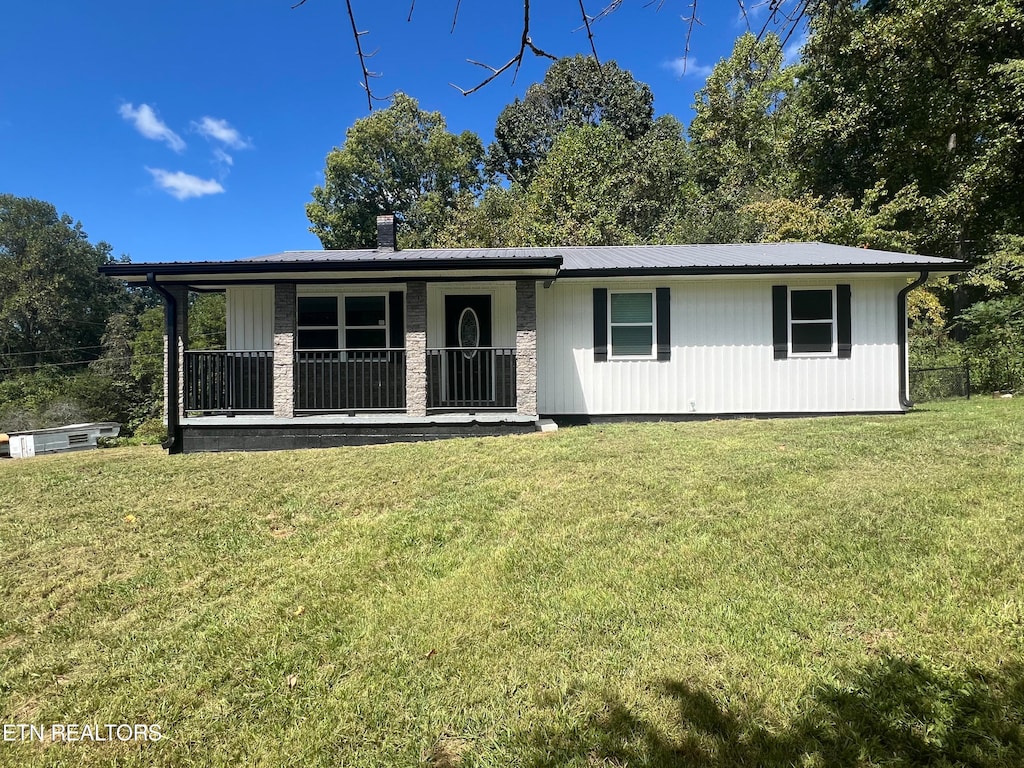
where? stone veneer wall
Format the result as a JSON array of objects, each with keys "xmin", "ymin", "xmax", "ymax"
[
  {"xmin": 515, "ymin": 279, "xmax": 538, "ymax": 416},
  {"xmin": 273, "ymin": 284, "xmax": 296, "ymax": 418},
  {"xmin": 405, "ymin": 281, "xmax": 428, "ymax": 416}
]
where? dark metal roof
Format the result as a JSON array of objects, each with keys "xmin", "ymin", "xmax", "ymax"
[
  {"xmin": 100, "ymin": 242, "xmax": 966, "ymax": 280},
  {"xmin": 554, "ymin": 243, "xmax": 963, "ymax": 272},
  {"xmin": 239, "ymin": 247, "xmax": 553, "ymax": 263},
  {"xmin": 239, "ymin": 242, "xmax": 966, "ymax": 273}
]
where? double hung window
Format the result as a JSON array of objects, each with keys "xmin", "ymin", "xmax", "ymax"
[
  {"xmin": 789, "ymin": 289, "xmax": 836, "ymax": 355},
  {"xmin": 772, "ymin": 284, "xmax": 851, "ymax": 360},
  {"xmin": 609, "ymin": 291, "xmax": 655, "ymax": 359}
]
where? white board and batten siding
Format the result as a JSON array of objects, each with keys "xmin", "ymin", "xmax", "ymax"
[
  {"xmin": 536, "ymin": 276, "xmax": 905, "ymax": 416},
  {"xmin": 226, "ymin": 286, "xmax": 273, "ymax": 350}
]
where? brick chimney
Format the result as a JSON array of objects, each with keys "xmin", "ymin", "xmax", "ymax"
[{"xmin": 376, "ymin": 214, "xmax": 396, "ymax": 252}]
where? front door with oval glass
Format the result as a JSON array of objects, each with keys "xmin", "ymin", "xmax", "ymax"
[{"xmin": 443, "ymin": 294, "xmax": 493, "ymax": 406}]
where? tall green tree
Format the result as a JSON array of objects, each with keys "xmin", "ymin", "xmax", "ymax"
[
  {"xmin": 743, "ymin": 182, "xmax": 926, "ymax": 252},
  {"xmin": 488, "ymin": 55, "xmax": 656, "ymax": 184},
  {"xmin": 0, "ymin": 194, "xmax": 126, "ymax": 377},
  {"xmin": 688, "ymin": 33, "xmax": 798, "ymax": 219},
  {"xmin": 306, "ymin": 93, "xmax": 487, "ymax": 249},
  {"xmin": 794, "ymin": 0, "xmax": 1024, "ymax": 260},
  {"xmin": 430, "ymin": 187, "xmax": 527, "ymax": 249},
  {"xmin": 507, "ymin": 117, "xmax": 693, "ymax": 246}
]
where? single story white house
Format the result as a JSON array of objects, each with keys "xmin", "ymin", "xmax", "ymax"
[{"xmin": 100, "ymin": 217, "xmax": 966, "ymax": 453}]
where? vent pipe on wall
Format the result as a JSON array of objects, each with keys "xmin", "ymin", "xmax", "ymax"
[
  {"xmin": 897, "ymin": 271, "xmax": 929, "ymax": 410},
  {"xmin": 147, "ymin": 272, "xmax": 182, "ymax": 454}
]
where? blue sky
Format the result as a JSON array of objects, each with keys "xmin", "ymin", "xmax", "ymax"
[{"xmin": 2, "ymin": 1, "xmax": 800, "ymax": 264}]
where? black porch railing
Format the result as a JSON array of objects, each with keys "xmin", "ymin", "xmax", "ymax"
[
  {"xmin": 295, "ymin": 349, "xmax": 406, "ymax": 412},
  {"xmin": 427, "ymin": 347, "xmax": 516, "ymax": 410},
  {"xmin": 184, "ymin": 350, "xmax": 273, "ymax": 413}
]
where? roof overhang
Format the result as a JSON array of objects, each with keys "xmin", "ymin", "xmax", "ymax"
[{"xmin": 99, "ymin": 255, "xmax": 564, "ymax": 286}]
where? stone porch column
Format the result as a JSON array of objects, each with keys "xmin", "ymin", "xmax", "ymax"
[
  {"xmin": 163, "ymin": 285, "xmax": 188, "ymax": 424},
  {"xmin": 405, "ymin": 281, "xmax": 428, "ymax": 416},
  {"xmin": 515, "ymin": 279, "xmax": 538, "ymax": 416},
  {"xmin": 273, "ymin": 284, "xmax": 296, "ymax": 418}
]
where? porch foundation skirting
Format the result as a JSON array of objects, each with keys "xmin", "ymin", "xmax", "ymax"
[{"xmin": 178, "ymin": 413, "xmax": 537, "ymax": 452}]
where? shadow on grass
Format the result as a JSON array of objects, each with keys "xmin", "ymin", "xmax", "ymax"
[{"xmin": 517, "ymin": 656, "xmax": 1024, "ymax": 767}]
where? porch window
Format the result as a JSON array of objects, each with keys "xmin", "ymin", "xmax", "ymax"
[
  {"xmin": 297, "ymin": 296, "xmax": 339, "ymax": 349},
  {"xmin": 296, "ymin": 295, "xmax": 390, "ymax": 350},
  {"xmin": 344, "ymin": 295, "xmax": 387, "ymax": 349},
  {"xmin": 609, "ymin": 291, "xmax": 655, "ymax": 358}
]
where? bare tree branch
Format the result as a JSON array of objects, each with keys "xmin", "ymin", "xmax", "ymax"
[
  {"xmin": 737, "ymin": 0, "xmax": 751, "ymax": 32},
  {"xmin": 342, "ymin": 0, "xmax": 393, "ymax": 111},
  {"xmin": 451, "ymin": 0, "xmax": 463, "ymax": 34},
  {"xmin": 344, "ymin": 0, "xmax": 377, "ymax": 111},
  {"xmin": 680, "ymin": 0, "xmax": 702, "ymax": 77},
  {"xmin": 777, "ymin": 0, "xmax": 811, "ymax": 50},
  {"xmin": 593, "ymin": 0, "xmax": 623, "ymax": 23},
  {"xmin": 293, "ymin": 0, "xmax": 823, "ymax": 108},
  {"xmin": 452, "ymin": 0, "xmax": 557, "ymax": 96},
  {"xmin": 577, "ymin": 0, "xmax": 600, "ymax": 66}
]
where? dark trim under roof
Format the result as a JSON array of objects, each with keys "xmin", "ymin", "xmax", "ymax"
[
  {"xmin": 561, "ymin": 263, "xmax": 957, "ymax": 277},
  {"xmin": 100, "ymin": 255, "xmax": 564, "ymax": 278}
]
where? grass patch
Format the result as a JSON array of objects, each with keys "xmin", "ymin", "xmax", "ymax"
[{"xmin": 1, "ymin": 399, "xmax": 1023, "ymax": 766}]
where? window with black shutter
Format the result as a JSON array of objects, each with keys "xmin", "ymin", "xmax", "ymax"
[
  {"xmin": 594, "ymin": 287, "xmax": 672, "ymax": 361},
  {"xmin": 772, "ymin": 285, "xmax": 852, "ymax": 358}
]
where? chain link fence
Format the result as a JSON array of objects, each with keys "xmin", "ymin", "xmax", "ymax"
[{"xmin": 909, "ymin": 365, "xmax": 971, "ymax": 402}]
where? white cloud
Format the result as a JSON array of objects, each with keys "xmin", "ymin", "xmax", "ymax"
[
  {"xmin": 212, "ymin": 147, "xmax": 234, "ymax": 167},
  {"xmin": 119, "ymin": 103, "xmax": 185, "ymax": 152},
  {"xmin": 146, "ymin": 168, "xmax": 225, "ymax": 200},
  {"xmin": 192, "ymin": 116, "xmax": 251, "ymax": 149},
  {"xmin": 665, "ymin": 56, "xmax": 714, "ymax": 79}
]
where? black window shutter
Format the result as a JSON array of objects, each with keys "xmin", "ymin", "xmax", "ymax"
[
  {"xmin": 593, "ymin": 288, "xmax": 608, "ymax": 362},
  {"xmin": 772, "ymin": 285, "xmax": 788, "ymax": 360},
  {"xmin": 837, "ymin": 284, "xmax": 852, "ymax": 359},
  {"xmin": 388, "ymin": 291, "xmax": 405, "ymax": 348},
  {"xmin": 656, "ymin": 287, "xmax": 671, "ymax": 361}
]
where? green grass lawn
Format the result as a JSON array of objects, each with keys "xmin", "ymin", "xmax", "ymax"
[{"xmin": 1, "ymin": 399, "xmax": 1023, "ymax": 767}]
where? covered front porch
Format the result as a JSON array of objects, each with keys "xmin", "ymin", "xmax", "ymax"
[
  {"xmin": 161, "ymin": 277, "xmax": 549, "ymax": 452},
  {"xmin": 100, "ymin": 224, "xmax": 562, "ymax": 452},
  {"xmin": 176, "ymin": 278, "xmax": 536, "ymax": 415}
]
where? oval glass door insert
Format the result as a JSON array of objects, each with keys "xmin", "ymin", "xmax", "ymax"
[{"xmin": 458, "ymin": 307, "xmax": 479, "ymax": 358}]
